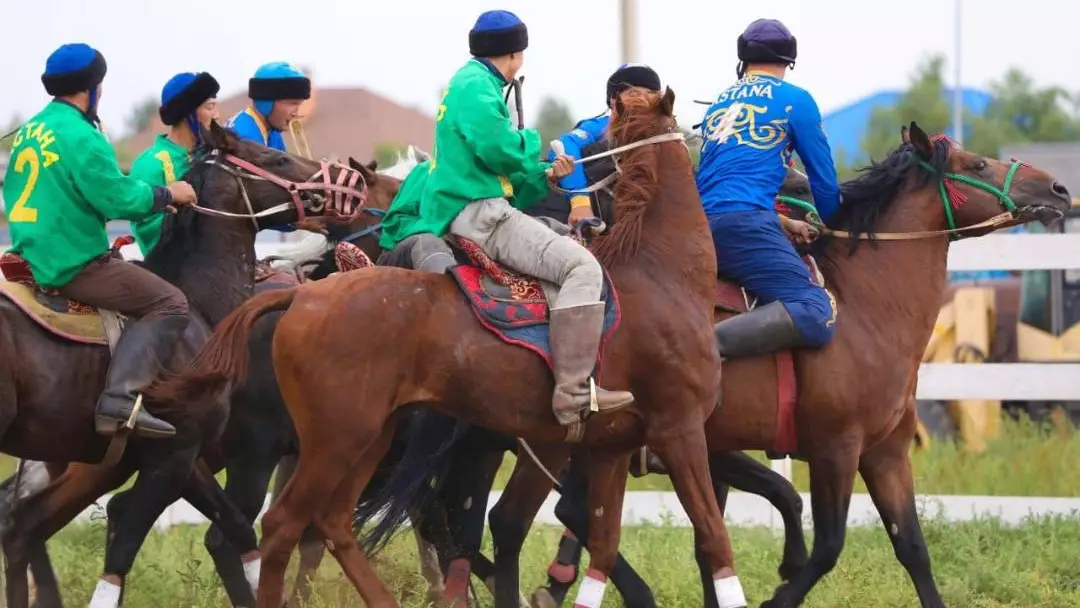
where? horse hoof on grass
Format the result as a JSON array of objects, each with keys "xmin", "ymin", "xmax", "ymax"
[{"xmin": 530, "ymin": 587, "xmax": 559, "ymax": 608}]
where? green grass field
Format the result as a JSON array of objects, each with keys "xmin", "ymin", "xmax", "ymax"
[
  {"xmin": 11, "ymin": 417, "xmax": 1080, "ymax": 606},
  {"xmin": 41, "ymin": 514, "xmax": 1080, "ymax": 607}
]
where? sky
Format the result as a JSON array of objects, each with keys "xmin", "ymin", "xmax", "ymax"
[{"xmin": 1, "ymin": 0, "xmax": 1075, "ymax": 140}]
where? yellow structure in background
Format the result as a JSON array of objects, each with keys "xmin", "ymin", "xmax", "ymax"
[{"xmin": 916, "ymin": 287, "xmax": 1001, "ymax": 452}]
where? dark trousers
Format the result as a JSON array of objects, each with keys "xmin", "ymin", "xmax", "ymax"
[{"xmin": 56, "ymin": 256, "xmax": 188, "ymax": 319}]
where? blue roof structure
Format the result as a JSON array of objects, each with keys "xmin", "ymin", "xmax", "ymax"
[{"xmin": 822, "ymin": 87, "xmax": 993, "ymax": 166}]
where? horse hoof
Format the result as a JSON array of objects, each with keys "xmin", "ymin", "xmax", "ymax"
[{"xmin": 530, "ymin": 588, "xmax": 559, "ymax": 608}]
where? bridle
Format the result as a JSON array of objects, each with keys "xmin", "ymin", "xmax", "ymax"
[
  {"xmin": 780, "ymin": 157, "xmax": 1027, "ymax": 242},
  {"xmin": 191, "ymin": 149, "xmax": 370, "ymax": 230}
]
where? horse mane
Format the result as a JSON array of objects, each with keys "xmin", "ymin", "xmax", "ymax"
[
  {"xmin": 589, "ymin": 95, "xmax": 675, "ymax": 266},
  {"xmin": 142, "ymin": 145, "xmax": 217, "ymax": 281},
  {"xmin": 826, "ymin": 137, "xmax": 952, "ymax": 247}
]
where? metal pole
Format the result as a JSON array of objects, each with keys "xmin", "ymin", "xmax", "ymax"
[
  {"xmin": 619, "ymin": 0, "xmax": 639, "ymax": 64},
  {"xmin": 952, "ymin": 0, "xmax": 964, "ymax": 146}
]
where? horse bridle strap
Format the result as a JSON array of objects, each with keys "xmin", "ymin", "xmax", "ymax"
[{"xmin": 191, "ymin": 152, "xmax": 369, "ymax": 227}]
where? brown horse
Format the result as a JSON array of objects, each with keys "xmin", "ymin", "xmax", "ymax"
[
  {"xmin": 0, "ymin": 121, "xmax": 378, "ymax": 607},
  {"xmin": 510, "ymin": 123, "xmax": 1072, "ymax": 608},
  {"xmin": 148, "ymin": 87, "xmax": 749, "ymax": 607}
]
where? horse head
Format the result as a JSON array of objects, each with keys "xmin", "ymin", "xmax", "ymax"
[{"xmin": 833, "ymin": 121, "xmax": 1071, "ymax": 244}]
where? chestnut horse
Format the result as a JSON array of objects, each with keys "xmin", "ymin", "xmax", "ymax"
[
  {"xmin": 511, "ymin": 123, "xmax": 1072, "ymax": 608},
  {"xmin": 148, "ymin": 88, "xmax": 748, "ymax": 607},
  {"xmin": 0, "ymin": 122, "xmax": 375, "ymax": 607}
]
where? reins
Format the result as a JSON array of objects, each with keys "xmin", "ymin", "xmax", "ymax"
[{"xmin": 552, "ymin": 131, "xmax": 685, "ymax": 195}]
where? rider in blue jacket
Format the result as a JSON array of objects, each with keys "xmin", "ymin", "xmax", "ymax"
[
  {"xmin": 227, "ymin": 62, "xmax": 312, "ymax": 233},
  {"xmin": 544, "ymin": 63, "xmax": 660, "ymax": 225},
  {"xmin": 697, "ymin": 18, "xmax": 842, "ymax": 358}
]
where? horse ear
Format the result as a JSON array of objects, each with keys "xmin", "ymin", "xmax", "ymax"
[
  {"xmin": 366, "ymin": 160, "xmax": 378, "ymax": 171},
  {"xmin": 208, "ymin": 121, "xmax": 235, "ymax": 151},
  {"xmin": 900, "ymin": 125, "xmax": 910, "ymax": 144},
  {"xmin": 613, "ymin": 95, "xmax": 627, "ymax": 118},
  {"xmin": 348, "ymin": 156, "xmax": 377, "ymax": 179},
  {"xmin": 908, "ymin": 121, "xmax": 933, "ymax": 160},
  {"xmin": 660, "ymin": 87, "xmax": 675, "ymax": 116}
]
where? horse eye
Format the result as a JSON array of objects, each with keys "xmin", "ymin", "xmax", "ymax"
[{"xmin": 973, "ymin": 160, "xmax": 988, "ymax": 172}]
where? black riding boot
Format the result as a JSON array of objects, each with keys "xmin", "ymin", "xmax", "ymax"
[
  {"xmin": 713, "ymin": 301, "xmax": 806, "ymax": 358},
  {"xmin": 95, "ymin": 314, "xmax": 189, "ymax": 439}
]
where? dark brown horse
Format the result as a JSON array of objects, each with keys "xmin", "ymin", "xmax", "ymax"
[
  {"xmin": 0, "ymin": 121, "xmax": 377, "ymax": 607},
  {"xmin": 148, "ymin": 88, "xmax": 749, "ymax": 607},
  {"xmin": 510, "ymin": 123, "xmax": 1072, "ymax": 608}
]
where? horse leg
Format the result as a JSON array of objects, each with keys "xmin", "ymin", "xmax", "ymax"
[
  {"xmin": 859, "ymin": 407, "xmax": 945, "ymax": 608},
  {"xmin": 489, "ymin": 443, "xmax": 571, "ymax": 608},
  {"xmin": 652, "ymin": 429, "xmax": 745, "ymax": 608},
  {"xmin": 533, "ymin": 456, "xmax": 657, "ymax": 608},
  {"xmin": 712, "ymin": 451, "xmax": 807, "ymax": 580},
  {"xmin": 762, "ymin": 440, "xmax": 860, "ymax": 608},
  {"xmin": 0, "ymin": 461, "xmax": 62, "ymax": 608},
  {"xmin": 437, "ymin": 443, "xmax": 505, "ymax": 605},
  {"xmin": 93, "ymin": 447, "xmax": 201, "ymax": 607},
  {"xmin": 694, "ymin": 452, "xmax": 733, "ymax": 608},
  {"xmin": 271, "ymin": 454, "xmax": 328, "ymax": 608},
  {"xmin": 3, "ymin": 464, "xmax": 130, "ymax": 608},
  {"xmin": 204, "ymin": 451, "xmax": 276, "ymax": 607},
  {"xmin": 311, "ymin": 428, "xmax": 398, "ymax": 607},
  {"xmin": 180, "ymin": 460, "xmax": 261, "ymax": 605},
  {"xmin": 26, "ymin": 539, "xmax": 61, "ymax": 608}
]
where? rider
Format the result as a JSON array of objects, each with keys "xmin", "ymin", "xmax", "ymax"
[
  {"xmin": 376, "ymin": 159, "xmax": 461, "ymax": 273},
  {"xmin": 698, "ymin": 19, "xmax": 842, "ymax": 358},
  {"xmin": 529, "ymin": 63, "xmax": 663, "ymax": 225},
  {"xmin": 3, "ymin": 43, "xmax": 198, "ymax": 439},
  {"xmin": 403, "ymin": 10, "xmax": 634, "ymax": 427},
  {"xmin": 227, "ymin": 61, "xmax": 310, "ymax": 152},
  {"xmin": 227, "ymin": 62, "xmax": 312, "ymax": 234},
  {"xmin": 129, "ymin": 71, "xmax": 221, "ymax": 256}
]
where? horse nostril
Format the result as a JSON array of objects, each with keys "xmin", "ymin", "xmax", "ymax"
[{"xmin": 1051, "ymin": 180, "xmax": 1071, "ymax": 201}]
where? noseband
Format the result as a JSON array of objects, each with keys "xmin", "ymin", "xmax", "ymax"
[{"xmin": 195, "ymin": 151, "xmax": 370, "ymax": 229}]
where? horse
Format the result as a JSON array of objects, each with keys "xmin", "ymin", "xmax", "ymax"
[
  {"xmin": 505, "ymin": 122, "xmax": 1072, "ymax": 608},
  {"xmin": 0, "ymin": 120, "xmax": 373, "ymax": 608},
  {"xmin": 351, "ymin": 166, "xmax": 820, "ymax": 608},
  {"xmin": 146, "ymin": 87, "xmax": 750, "ymax": 608}
]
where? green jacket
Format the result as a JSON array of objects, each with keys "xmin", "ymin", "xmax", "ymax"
[
  {"xmin": 395, "ymin": 59, "xmax": 551, "ymax": 244},
  {"xmin": 378, "ymin": 160, "xmax": 430, "ymax": 250},
  {"xmin": 3, "ymin": 101, "xmax": 161, "ymax": 287},
  {"xmin": 129, "ymin": 135, "xmax": 192, "ymax": 256}
]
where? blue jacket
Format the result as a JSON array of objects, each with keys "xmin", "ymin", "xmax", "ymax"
[
  {"xmin": 695, "ymin": 72, "xmax": 840, "ymax": 223},
  {"xmin": 227, "ymin": 107, "xmax": 287, "ymax": 152},
  {"xmin": 225, "ymin": 107, "xmax": 294, "ymax": 232},
  {"xmin": 547, "ymin": 113, "xmax": 609, "ymax": 210}
]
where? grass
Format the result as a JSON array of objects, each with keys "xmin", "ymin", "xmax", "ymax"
[{"xmin": 39, "ymin": 514, "xmax": 1080, "ymax": 607}]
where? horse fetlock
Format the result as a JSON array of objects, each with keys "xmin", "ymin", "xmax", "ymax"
[
  {"xmin": 713, "ymin": 574, "xmax": 747, "ymax": 608},
  {"xmin": 88, "ymin": 578, "xmax": 122, "ymax": 608}
]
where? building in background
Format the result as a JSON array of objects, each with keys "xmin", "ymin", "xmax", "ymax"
[{"xmin": 822, "ymin": 87, "xmax": 993, "ymax": 167}]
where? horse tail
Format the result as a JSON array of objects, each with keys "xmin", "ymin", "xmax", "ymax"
[
  {"xmin": 354, "ymin": 409, "xmax": 471, "ymax": 554},
  {"xmin": 144, "ymin": 287, "xmax": 298, "ymax": 406}
]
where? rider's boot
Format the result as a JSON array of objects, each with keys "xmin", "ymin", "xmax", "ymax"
[
  {"xmin": 713, "ymin": 301, "xmax": 806, "ymax": 358},
  {"xmin": 549, "ymin": 302, "xmax": 634, "ymax": 426},
  {"xmin": 95, "ymin": 314, "xmax": 189, "ymax": 439}
]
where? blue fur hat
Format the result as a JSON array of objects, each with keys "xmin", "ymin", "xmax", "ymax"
[
  {"xmin": 41, "ymin": 43, "xmax": 107, "ymax": 97},
  {"xmin": 160, "ymin": 72, "xmax": 220, "ymax": 126},
  {"xmin": 469, "ymin": 10, "xmax": 528, "ymax": 57}
]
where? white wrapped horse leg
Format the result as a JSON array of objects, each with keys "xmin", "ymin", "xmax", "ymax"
[{"xmin": 88, "ymin": 578, "xmax": 122, "ymax": 608}]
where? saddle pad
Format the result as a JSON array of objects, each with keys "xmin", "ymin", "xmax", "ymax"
[{"xmin": 0, "ymin": 282, "xmax": 108, "ymax": 345}]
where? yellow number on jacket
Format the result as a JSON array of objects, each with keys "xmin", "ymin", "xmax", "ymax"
[{"xmin": 8, "ymin": 147, "xmax": 41, "ymax": 223}]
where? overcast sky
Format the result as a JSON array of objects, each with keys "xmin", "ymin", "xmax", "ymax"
[{"xmin": 1, "ymin": 0, "xmax": 1073, "ymax": 139}]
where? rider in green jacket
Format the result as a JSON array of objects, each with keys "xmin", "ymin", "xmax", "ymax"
[
  {"xmin": 413, "ymin": 10, "xmax": 635, "ymax": 430},
  {"xmin": 3, "ymin": 43, "xmax": 198, "ymax": 439}
]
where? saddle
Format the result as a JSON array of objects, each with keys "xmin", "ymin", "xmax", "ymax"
[{"xmin": 0, "ymin": 251, "xmax": 121, "ymax": 347}]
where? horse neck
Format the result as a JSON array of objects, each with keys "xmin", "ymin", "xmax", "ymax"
[
  {"xmin": 153, "ymin": 217, "xmax": 257, "ymax": 327},
  {"xmin": 622, "ymin": 144, "xmax": 717, "ymax": 296},
  {"xmin": 824, "ymin": 189, "xmax": 950, "ymax": 354}
]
